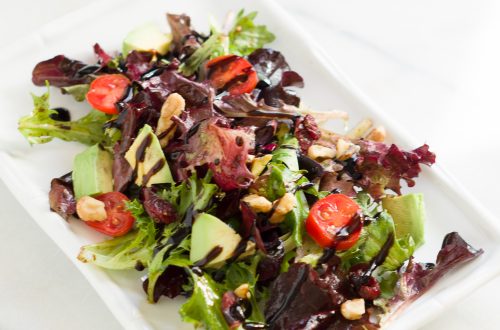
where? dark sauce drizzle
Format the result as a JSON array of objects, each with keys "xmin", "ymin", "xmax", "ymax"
[
  {"xmin": 153, "ymin": 206, "xmax": 195, "ymax": 261},
  {"xmin": 335, "ymin": 212, "xmax": 363, "ymax": 242},
  {"xmin": 365, "ymin": 232, "xmax": 394, "ymax": 276},
  {"xmin": 316, "ymin": 213, "xmax": 364, "ymax": 266},
  {"xmin": 291, "ymin": 181, "xmax": 314, "ymax": 193},
  {"xmin": 193, "ymin": 246, "xmax": 223, "ymax": 268},
  {"xmin": 317, "ymin": 248, "xmax": 336, "ymax": 265},
  {"xmin": 157, "ymin": 124, "xmax": 176, "ymax": 140},
  {"xmin": 142, "ymin": 159, "xmax": 166, "ymax": 185},
  {"xmin": 226, "ymin": 239, "xmax": 250, "ymax": 264},
  {"xmin": 136, "ymin": 134, "xmax": 152, "ymax": 163},
  {"xmin": 130, "ymin": 134, "xmax": 153, "ymax": 184},
  {"xmin": 50, "ymin": 107, "xmax": 71, "ymax": 121}
]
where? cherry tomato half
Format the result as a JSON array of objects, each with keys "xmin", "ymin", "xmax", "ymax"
[
  {"xmin": 85, "ymin": 192, "xmax": 135, "ymax": 237},
  {"xmin": 305, "ymin": 194, "xmax": 362, "ymax": 250},
  {"xmin": 86, "ymin": 74, "xmax": 130, "ymax": 114},
  {"xmin": 206, "ymin": 54, "xmax": 258, "ymax": 95}
]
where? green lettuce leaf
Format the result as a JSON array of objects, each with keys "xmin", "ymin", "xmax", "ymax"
[
  {"xmin": 179, "ymin": 271, "xmax": 228, "ymax": 330},
  {"xmin": 377, "ymin": 270, "xmax": 400, "ymax": 299},
  {"xmin": 228, "ymin": 10, "xmax": 275, "ymax": 56},
  {"xmin": 179, "ymin": 32, "xmax": 228, "ymax": 76},
  {"xmin": 159, "ymin": 171, "xmax": 219, "ymax": 219},
  {"xmin": 382, "ymin": 193, "xmax": 426, "ymax": 248},
  {"xmin": 61, "ymin": 84, "xmax": 90, "ymax": 102},
  {"xmin": 179, "ymin": 10, "xmax": 274, "ymax": 76},
  {"xmin": 77, "ymin": 200, "xmax": 157, "ymax": 270},
  {"xmin": 18, "ymin": 85, "xmax": 109, "ymax": 145},
  {"xmin": 284, "ymin": 190, "xmax": 309, "ymax": 247},
  {"xmin": 269, "ymin": 136, "xmax": 311, "ymax": 247},
  {"xmin": 338, "ymin": 197, "xmax": 415, "ymax": 272}
]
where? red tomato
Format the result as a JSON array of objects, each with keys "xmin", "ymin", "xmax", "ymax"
[
  {"xmin": 305, "ymin": 194, "xmax": 362, "ymax": 250},
  {"xmin": 85, "ymin": 192, "xmax": 135, "ymax": 237},
  {"xmin": 206, "ymin": 54, "xmax": 258, "ymax": 95},
  {"xmin": 86, "ymin": 74, "xmax": 130, "ymax": 114}
]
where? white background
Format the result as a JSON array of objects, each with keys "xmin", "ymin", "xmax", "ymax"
[{"xmin": 0, "ymin": 0, "xmax": 499, "ymax": 329}]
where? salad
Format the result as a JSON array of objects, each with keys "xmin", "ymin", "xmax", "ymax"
[{"xmin": 18, "ymin": 9, "xmax": 483, "ymax": 329}]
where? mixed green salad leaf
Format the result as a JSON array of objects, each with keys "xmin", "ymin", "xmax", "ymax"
[
  {"xmin": 179, "ymin": 9, "xmax": 275, "ymax": 75},
  {"xmin": 18, "ymin": 85, "xmax": 109, "ymax": 145}
]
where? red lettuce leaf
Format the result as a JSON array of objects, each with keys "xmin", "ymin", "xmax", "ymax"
[
  {"xmin": 294, "ymin": 114, "xmax": 321, "ymax": 153},
  {"xmin": 166, "ymin": 13, "xmax": 201, "ymax": 59},
  {"xmin": 139, "ymin": 70, "xmax": 213, "ymax": 108},
  {"xmin": 248, "ymin": 48, "xmax": 304, "ymax": 107},
  {"xmin": 319, "ymin": 172, "xmax": 356, "ymax": 196},
  {"xmin": 174, "ymin": 119, "xmax": 254, "ymax": 191},
  {"xmin": 48, "ymin": 173, "xmax": 76, "ymax": 220},
  {"xmin": 112, "ymin": 143, "xmax": 134, "ymax": 192},
  {"xmin": 214, "ymin": 93, "xmax": 299, "ymax": 119},
  {"xmin": 125, "ymin": 50, "xmax": 155, "ymax": 81},
  {"xmin": 264, "ymin": 263, "xmax": 336, "ymax": 328},
  {"xmin": 32, "ymin": 55, "xmax": 94, "ymax": 87},
  {"xmin": 265, "ymin": 262, "xmax": 383, "ymax": 329},
  {"xmin": 142, "ymin": 265, "xmax": 188, "ymax": 303},
  {"xmin": 391, "ymin": 232, "xmax": 483, "ymax": 309},
  {"xmin": 93, "ymin": 43, "xmax": 112, "ymax": 67},
  {"xmin": 356, "ymin": 141, "xmax": 436, "ymax": 198},
  {"xmin": 141, "ymin": 187, "xmax": 177, "ymax": 224}
]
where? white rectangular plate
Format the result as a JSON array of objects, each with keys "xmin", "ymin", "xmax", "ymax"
[{"xmin": 0, "ymin": 0, "xmax": 499, "ymax": 329}]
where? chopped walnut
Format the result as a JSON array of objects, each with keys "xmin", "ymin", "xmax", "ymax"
[
  {"xmin": 234, "ymin": 283, "xmax": 250, "ymax": 299},
  {"xmin": 308, "ymin": 144, "xmax": 336, "ymax": 160},
  {"xmin": 341, "ymin": 299, "xmax": 365, "ymax": 320},
  {"xmin": 242, "ymin": 194, "xmax": 273, "ymax": 213},
  {"xmin": 76, "ymin": 196, "xmax": 107, "ymax": 222},
  {"xmin": 336, "ymin": 138, "xmax": 360, "ymax": 161},
  {"xmin": 156, "ymin": 93, "xmax": 185, "ymax": 147},
  {"xmin": 366, "ymin": 126, "xmax": 386, "ymax": 142},
  {"xmin": 269, "ymin": 192, "xmax": 296, "ymax": 224}
]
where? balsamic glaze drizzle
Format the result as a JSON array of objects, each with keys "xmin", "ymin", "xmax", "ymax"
[
  {"xmin": 142, "ymin": 159, "xmax": 166, "ymax": 185},
  {"xmin": 193, "ymin": 246, "xmax": 223, "ymax": 268},
  {"xmin": 365, "ymin": 232, "xmax": 395, "ymax": 276}
]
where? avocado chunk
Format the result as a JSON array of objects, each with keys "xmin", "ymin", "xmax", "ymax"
[
  {"xmin": 124, "ymin": 124, "xmax": 173, "ymax": 186},
  {"xmin": 122, "ymin": 22, "xmax": 172, "ymax": 56},
  {"xmin": 73, "ymin": 144, "xmax": 113, "ymax": 199},
  {"xmin": 382, "ymin": 193, "xmax": 426, "ymax": 248},
  {"xmin": 190, "ymin": 213, "xmax": 242, "ymax": 268}
]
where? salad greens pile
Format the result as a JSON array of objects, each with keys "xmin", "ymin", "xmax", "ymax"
[{"xmin": 20, "ymin": 8, "xmax": 483, "ymax": 330}]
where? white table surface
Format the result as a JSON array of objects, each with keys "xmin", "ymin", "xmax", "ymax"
[{"xmin": 0, "ymin": 0, "xmax": 498, "ymax": 329}]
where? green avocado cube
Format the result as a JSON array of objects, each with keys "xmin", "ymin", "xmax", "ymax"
[{"xmin": 72, "ymin": 144, "xmax": 113, "ymax": 200}]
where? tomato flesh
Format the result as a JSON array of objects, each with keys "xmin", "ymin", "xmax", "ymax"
[
  {"xmin": 86, "ymin": 74, "xmax": 130, "ymax": 114},
  {"xmin": 85, "ymin": 192, "xmax": 135, "ymax": 237},
  {"xmin": 305, "ymin": 194, "xmax": 362, "ymax": 250},
  {"xmin": 206, "ymin": 55, "xmax": 258, "ymax": 95}
]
